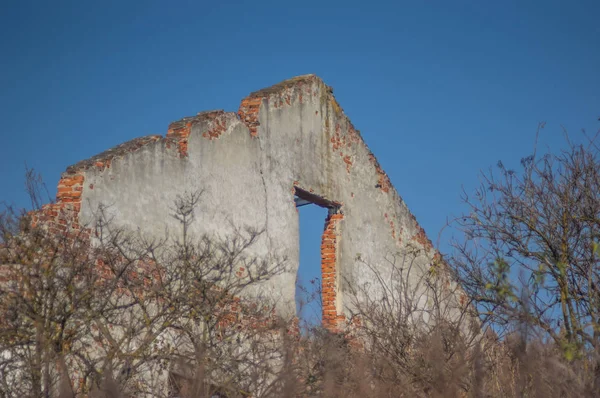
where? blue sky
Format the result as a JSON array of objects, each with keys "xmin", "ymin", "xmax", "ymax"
[{"xmin": 1, "ymin": 1, "xmax": 599, "ymax": 321}]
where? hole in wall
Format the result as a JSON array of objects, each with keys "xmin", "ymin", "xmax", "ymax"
[
  {"xmin": 295, "ymin": 201, "xmax": 327, "ymax": 328},
  {"xmin": 294, "ymin": 187, "xmax": 341, "ymax": 330}
]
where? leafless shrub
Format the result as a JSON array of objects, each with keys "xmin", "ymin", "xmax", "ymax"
[
  {"xmin": 446, "ymin": 125, "xmax": 600, "ymax": 395},
  {"xmin": 286, "ymin": 239, "xmax": 599, "ymax": 398},
  {"xmin": 0, "ymin": 172, "xmax": 289, "ymax": 397},
  {"xmin": 4, "ymin": 156, "xmax": 600, "ymax": 397}
]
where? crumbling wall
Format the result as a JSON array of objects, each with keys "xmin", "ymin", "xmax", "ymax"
[{"xmin": 44, "ymin": 75, "xmax": 464, "ymax": 330}]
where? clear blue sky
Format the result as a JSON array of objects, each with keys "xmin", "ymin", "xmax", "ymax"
[{"xmin": 1, "ymin": 1, "xmax": 599, "ymax": 321}]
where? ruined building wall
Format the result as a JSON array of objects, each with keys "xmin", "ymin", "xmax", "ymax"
[{"xmin": 44, "ymin": 75, "xmax": 463, "ymax": 330}]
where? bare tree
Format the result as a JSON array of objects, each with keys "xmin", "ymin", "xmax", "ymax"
[
  {"xmin": 0, "ymin": 171, "xmax": 105, "ymax": 397},
  {"xmin": 449, "ymin": 126, "xmax": 600, "ymax": 380},
  {"xmin": 338, "ymin": 245, "xmax": 478, "ymax": 397},
  {"xmin": 0, "ymin": 173, "xmax": 290, "ymax": 397},
  {"xmin": 283, "ymin": 242, "xmax": 597, "ymax": 397}
]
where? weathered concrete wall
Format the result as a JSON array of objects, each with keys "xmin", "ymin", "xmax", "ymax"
[{"xmin": 46, "ymin": 75, "xmax": 463, "ymax": 329}]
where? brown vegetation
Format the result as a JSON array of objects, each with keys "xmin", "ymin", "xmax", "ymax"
[
  {"xmin": 4, "ymin": 124, "xmax": 600, "ymax": 398},
  {"xmin": 448, "ymin": 126, "xmax": 600, "ymax": 391},
  {"xmin": 0, "ymin": 174, "xmax": 287, "ymax": 397}
]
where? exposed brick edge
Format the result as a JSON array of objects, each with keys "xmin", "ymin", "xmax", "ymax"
[
  {"xmin": 407, "ymin": 210, "xmax": 435, "ymax": 253},
  {"xmin": 321, "ymin": 212, "xmax": 345, "ymax": 332},
  {"xmin": 35, "ymin": 135, "xmax": 166, "ymax": 236},
  {"xmin": 201, "ymin": 112, "xmax": 229, "ymax": 140},
  {"xmin": 411, "ymin": 222, "xmax": 434, "ymax": 252},
  {"xmin": 316, "ymin": 79, "xmax": 395, "ymax": 193},
  {"xmin": 38, "ymin": 100, "xmax": 267, "ymax": 238},
  {"xmin": 329, "ymin": 122, "xmax": 362, "ymax": 175},
  {"xmin": 31, "ymin": 174, "xmax": 88, "ymax": 239},
  {"xmin": 166, "ymin": 121, "xmax": 192, "ymax": 157},
  {"xmin": 367, "ymin": 153, "xmax": 392, "ymax": 193},
  {"xmin": 238, "ymin": 97, "xmax": 262, "ymax": 137},
  {"xmin": 238, "ymin": 74, "xmax": 320, "ymax": 138},
  {"xmin": 166, "ymin": 110, "xmax": 230, "ymax": 156}
]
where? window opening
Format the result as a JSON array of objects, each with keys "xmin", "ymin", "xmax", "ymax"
[{"xmin": 294, "ymin": 187, "xmax": 341, "ymax": 331}]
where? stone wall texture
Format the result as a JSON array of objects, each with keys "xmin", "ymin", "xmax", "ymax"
[{"xmin": 43, "ymin": 75, "xmax": 463, "ymax": 331}]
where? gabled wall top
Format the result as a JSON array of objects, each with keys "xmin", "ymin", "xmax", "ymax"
[{"xmin": 42, "ymin": 74, "xmax": 460, "ymax": 326}]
